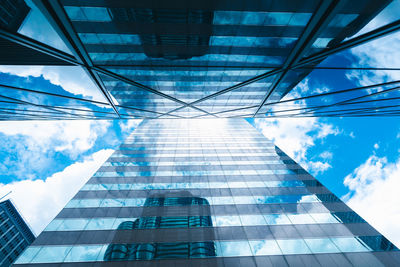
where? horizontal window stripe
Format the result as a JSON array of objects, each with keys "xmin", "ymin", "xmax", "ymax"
[
  {"xmin": 80, "ymin": 180, "xmax": 319, "ymax": 191},
  {"xmin": 44, "ymin": 212, "xmax": 364, "ymax": 232},
  {"xmin": 55, "ymin": 202, "xmax": 353, "ymax": 219},
  {"xmin": 74, "ymin": 187, "xmax": 329, "ymax": 200},
  {"xmin": 102, "ymin": 160, "xmax": 292, "ymax": 167},
  {"xmin": 107, "ymin": 156, "xmax": 292, "ymax": 162},
  {"xmin": 92, "ymin": 169, "xmax": 305, "ymax": 177},
  {"xmin": 16, "ymin": 236, "xmax": 397, "ymax": 263},
  {"xmin": 121, "ymin": 142, "xmax": 274, "ymax": 146},
  {"xmin": 117, "ymin": 147, "xmax": 276, "ymax": 151},
  {"xmin": 110, "ymin": 152, "xmax": 280, "ymax": 157},
  {"xmin": 73, "ymin": 21, "xmax": 306, "ymax": 38},
  {"xmin": 65, "ymin": 194, "xmax": 340, "ymax": 208}
]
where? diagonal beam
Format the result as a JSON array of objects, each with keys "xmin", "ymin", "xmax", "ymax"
[
  {"xmin": 0, "ymin": 94, "xmax": 92, "ymax": 119},
  {"xmin": 253, "ymin": 0, "xmax": 343, "ymax": 117},
  {"xmin": 32, "ymin": 0, "xmax": 216, "ymax": 118},
  {"xmin": 4, "ymin": 2, "xmax": 400, "ymax": 120},
  {"xmin": 187, "ymin": 18, "xmax": 400, "ymax": 110},
  {"xmin": 299, "ymin": 18, "xmax": 400, "ymax": 67},
  {"xmin": 32, "ymin": 0, "xmax": 121, "ymax": 117},
  {"xmin": 203, "ymin": 79, "xmax": 400, "ymax": 117},
  {"xmin": 0, "ymin": 16, "xmax": 206, "ymax": 118},
  {"xmin": 0, "ymin": 83, "xmax": 179, "ymax": 118}
]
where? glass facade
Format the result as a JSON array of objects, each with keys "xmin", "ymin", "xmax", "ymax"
[
  {"xmin": 0, "ymin": 200, "xmax": 35, "ymax": 267},
  {"xmin": 0, "ymin": 0, "xmax": 396, "ymax": 120},
  {"xmin": 26, "ymin": 0, "xmax": 391, "ymax": 119},
  {"xmin": 14, "ymin": 119, "xmax": 400, "ymax": 266},
  {"xmin": 0, "ymin": 0, "xmax": 30, "ymax": 31}
]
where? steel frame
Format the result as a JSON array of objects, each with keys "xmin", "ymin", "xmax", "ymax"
[{"xmin": 0, "ymin": 1, "xmax": 399, "ymax": 120}]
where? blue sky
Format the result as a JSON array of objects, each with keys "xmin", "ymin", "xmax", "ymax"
[{"xmin": 0, "ymin": 0, "xmax": 400, "ymax": 248}]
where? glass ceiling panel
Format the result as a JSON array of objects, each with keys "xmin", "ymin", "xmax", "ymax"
[
  {"xmin": 103, "ymin": 66, "xmax": 271, "ymax": 103},
  {"xmin": 217, "ymin": 107, "xmax": 258, "ymax": 118},
  {"xmin": 168, "ymin": 107, "xmax": 208, "ymax": 119},
  {"xmin": 18, "ymin": 0, "xmax": 71, "ymax": 54},
  {"xmin": 117, "ymin": 106, "xmax": 161, "ymax": 119},
  {"xmin": 193, "ymin": 75, "xmax": 277, "ymax": 114},
  {"xmin": 302, "ymin": 1, "xmax": 393, "ymax": 59},
  {"xmin": 257, "ymin": 71, "xmax": 400, "ymax": 118},
  {"xmin": 0, "ymin": 0, "xmax": 387, "ymax": 120},
  {"xmin": 0, "ymin": 81, "xmax": 116, "ymax": 120},
  {"xmin": 98, "ymin": 74, "xmax": 183, "ymax": 114},
  {"xmin": 60, "ymin": 3, "xmax": 317, "ymax": 113}
]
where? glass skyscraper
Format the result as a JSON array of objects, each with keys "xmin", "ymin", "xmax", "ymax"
[
  {"xmin": 0, "ymin": 199, "xmax": 35, "ymax": 267},
  {"xmin": 14, "ymin": 119, "xmax": 400, "ymax": 266}
]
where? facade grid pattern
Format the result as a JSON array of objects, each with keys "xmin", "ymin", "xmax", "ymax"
[
  {"xmin": 0, "ymin": 200, "xmax": 35, "ymax": 267},
  {"xmin": 14, "ymin": 119, "xmax": 400, "ymax": 266}
]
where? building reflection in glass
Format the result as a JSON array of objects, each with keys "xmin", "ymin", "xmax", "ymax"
[
  {"xmin": 108, "ymin": 8, "xmax": 213, "ymax": 60},
  {"xmin": 104, "ymin": 191, "xmax": 216, "ymax": 261}
]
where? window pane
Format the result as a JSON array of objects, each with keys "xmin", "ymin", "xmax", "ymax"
[
  {"xmin": 305, "ymin": 238, "xmax": 340, "ymax": 253},
  {"xmin": 331, "ymin": 237, "xmax": 370, "ymax": 253},
  {"xmin": 217, "ymin": 241, "xmax": 252, "ymax": 257},
  {"xmin": 249, "ymin": 240, "xmax": 282, "ymax": 255},
  {"xmin": 276, "ymin": 239, "xmax": 311, "ymax": 255}
]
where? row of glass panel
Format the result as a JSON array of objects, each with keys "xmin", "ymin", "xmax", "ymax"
[
  {"xmin": 121, "ymin": 142, "xmax": 273, "ymax": 146},
  {"xmin": 118, "ymin": 146, "xmax": 275, "ymax": 151},
  {"xmin": 78, "ymin": 32, "xmax": 299, "ymax": 49},
  {"xmin": 102, "ymin": 160, "xmax": 290, "ymax": 167},
  {"xmin": 118, "ymin": 147, "xmax": 276, "ymax": 152},
  {"xmin": 80, "ymin": 180, "xmax": 316, "ymax": 191},
  {"xmin": 44, "ymin": 212, "xmax": 363, "ymax": 232},
  {"xmin": 106, "ymin": 69, "xmax": 270, "ymax": 77},
  {"xmin": 127, "ymin": 136, "xmax": 265, "ymax": 139},
  {"xmin": 110, "ymin": 152, "xmax": 280, "ymax": 157},
  {"xmin": 131, "ymin": 126, "xmax": 258, "ymax": 130},
  {"xmin": 91, "ymin": 52, "xmax": 283, "ymax": 63},
  {"xmin": 128, "ymin": 131, "xmax": 262, "ymax": 135},
  {"xmin": 114, "ymin": 91, "xmax": 266, "ymax": 97},
  {"xmin": 65, "ymin": 194, "xmax": 337, "ymax": 208},
  {"xmin": 16, "ymin": 236, "xmax": 386, "ymax": 264},
  {"xmin": 65, "ymin": 7, "xmax": 313, "ymax": 26},
  {"xmin": 93, "ymin": 169, "xmax": 302, "ymax": 178},
  {"xmin": 124, "ymin": 140, "xmax": 274, "ymax": 144},
  {"xmin": 111, "ymin": 99, "xmax": 271, "ymax": 105}
]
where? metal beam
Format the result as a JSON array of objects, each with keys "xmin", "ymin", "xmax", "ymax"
[
  {"xmin": 253, "ymin": 0, "xmax": 344, "ymax": 117},
  {"xmin": 32, "ymin": 0, "xmax": 121, "ymax": 117},
  {"xmin": 188, "ymin": 18, "xmax": 400, "ymax": 109},
  {"xmin": 1, "ymin": 1, "xmax": 399, "ymax": 120},
  {"xmin": 299, "ymin": 18, "xmax": 400, "ymax": 67}
]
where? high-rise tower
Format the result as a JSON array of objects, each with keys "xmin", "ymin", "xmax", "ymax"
[
  {"xmin": 0, "ymin": 199, "xmax": 35, "ymax": 267},
  {"xmin": 14, "ymin": 119, "xmax": 400, "ymax": 266}
]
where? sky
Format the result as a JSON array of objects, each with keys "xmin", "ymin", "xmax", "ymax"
[{"xmin": 0, "ymin": 0, "xmax": 400, "ymax": 248}]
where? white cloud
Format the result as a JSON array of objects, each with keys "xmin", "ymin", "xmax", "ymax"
[
  {"xmin": 306, "ymin": 161, "xmax": 332, "ymax": 175},
  {"xmin": 311, "ymin": 86, "xmax": 330, "ymax": 95},
  {"xmin": 320, "ymin": 151, "xmax": 333, "ymax": 160},
  {"xmin": 374, "ymin": 143, "xmax": 379, "ymax": 150},
  {"xmin": 254, "ymin": 114, "xmax": 337, "ymax": 176},
  {"xmin": 0, "ymin": 66, "xmax": 105, "ymax": 102},
  {"xmin": 0, "ymin": 120, "xmax": 110, "ymax": 158},
  {"xmin": 254, "ymin": 79, "xmax": 341, "ymax": 176},
  {"xmin": 0, "ymin": 149, "xmax": 113, "ymax": 235},
  {"xmin": 347, "ymin": 1, "xmax": 400, "ymax": 87},
  {"xmin": 0, "ymin": 2, "xmax": 107, "ymax": 102},
  {"xmin": 0, "ymin": 120, "xmax": 112, "ymax": 180},
  {"xmin": 342, "ymin": 155, "xmax": 400, "ymax": 247},
  {"xmin": 119, "ymin": 119, "xmax": 142, "ymax": 134},
  {"xmin": 316, "ymin": 124, "xmax": 341, "ymax": 139}
]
